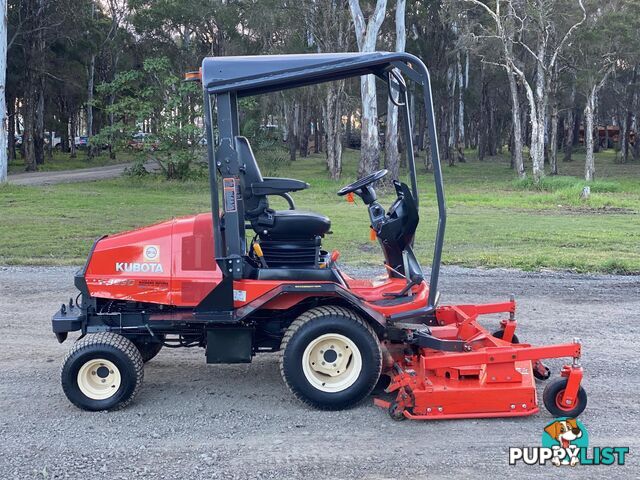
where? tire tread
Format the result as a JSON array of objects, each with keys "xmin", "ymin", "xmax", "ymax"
[
  {"xmin": 279, "ymin": 305, "xmax": 382, "ymax": 410},
  {"xmin": 61, "ymin": 332, "xmax": 144, "ymax": 411}
]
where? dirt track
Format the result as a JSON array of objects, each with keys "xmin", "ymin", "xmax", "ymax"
[
  {"xmin": 7, "ymin": 161, "xmax": 158, "ymax": 186},
  {"xmin": 0, "ymin": 265, "xmax": 638, "ymax": 479}
]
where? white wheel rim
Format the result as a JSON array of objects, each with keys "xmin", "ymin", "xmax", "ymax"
[
  {"xmin": 302, "ymin": 333, "xmax": 362, "ymax": 393},
  {"xmin": 77, "ymin": 358, "xmax": 121, "ymax": 400}
]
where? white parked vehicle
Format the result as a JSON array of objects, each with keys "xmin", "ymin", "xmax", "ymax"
[{"xmin": 45, "ymin": 132, "xmax": 62, "ymax": 149}]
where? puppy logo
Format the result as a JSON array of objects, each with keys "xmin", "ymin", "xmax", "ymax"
[{"xmin": 543, "ymin": 418, "xmax": 586, "ymax": 466}]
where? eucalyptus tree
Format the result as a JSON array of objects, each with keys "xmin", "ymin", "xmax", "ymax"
[
  {"xmin": 384, "ymin": 0, "xmax": 406, "ymax": 181},
  {"xmin": 462, "ymin": 0, "xmax": 586, "ymax": 182},
  {"xmin": 571, "ymin": 1, "xmax": 637, "ymax": 180},
  {"xmin": 348, "ymin": 0, "xmax": 387, "ymax": 176},
  {"xmin": 303, "ymin": 0, "xmax": 352, "ymax": 179}
]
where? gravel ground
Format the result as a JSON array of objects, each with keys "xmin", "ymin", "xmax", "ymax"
[
  {"xmin": 7, "ymin": 161, "xmax": 158, "ymax": 186},
  {"xmin": 0, "ymin": 265, "xmax": 638, "ymax": 479}
]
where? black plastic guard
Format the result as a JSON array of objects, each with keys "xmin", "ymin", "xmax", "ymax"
[{"xmin": 51, "ymin": 306, "xmax": 85, "ymax": 341}]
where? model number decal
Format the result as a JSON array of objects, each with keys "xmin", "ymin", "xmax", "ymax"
[
  {"xmin": 223, "ymin": 178, "xmax": 237, "ymax": 213},
  {"xmin": 233, "ymin": 289, "xmax": 246, "ymax": 302}
]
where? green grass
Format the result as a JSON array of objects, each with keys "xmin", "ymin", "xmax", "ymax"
[
  {"xmin": 8, "ymin": 150, "xmax": 138, "ymax": 174},
  {"xmin": 1, "ymin": 148, "xmax": 639, "ymax": 273}
]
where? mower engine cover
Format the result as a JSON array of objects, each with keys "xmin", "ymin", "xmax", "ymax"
[{"xmin": 83, "ymin": 213, "xmax": 221, "ymax": 307}]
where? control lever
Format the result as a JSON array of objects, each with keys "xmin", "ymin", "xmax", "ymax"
[{"xmin": 252, "ymin": 243, "xmax": 268, "ymax": 268}]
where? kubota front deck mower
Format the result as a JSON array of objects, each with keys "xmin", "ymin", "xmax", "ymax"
[{"xmin": 52, "ymin": 52, "xmax": 586, "ymax": 420}]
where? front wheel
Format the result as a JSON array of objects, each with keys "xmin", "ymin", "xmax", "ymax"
[
  {"xmin": 280, "ymin": 306, "xmax": 382, "ymax": 410},
  {"xmin": 61, "ymin": 332, "xmax": 144, "ymax": 411}
]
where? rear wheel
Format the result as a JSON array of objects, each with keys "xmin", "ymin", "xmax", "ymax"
[
  {"xmin": 61, "ymin": 333, "xmax": 144, "ymax": 411},
  {"xmin": 280, "ymin": 306, "xmax": 382, "ymax": 410}
]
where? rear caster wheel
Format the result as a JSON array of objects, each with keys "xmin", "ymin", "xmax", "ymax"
[
  {"xmin": 388, "ymin": 401, "xmax": 406, "ymax": 421},
  {"xmin": 61, "ymin": 333, "xmax": 144, "ymax": 411},
  {"xmin": 492, "ymin": 330, "xmax": 519, "ymax": 344},
  {"xmin": 533, "ymin": 361, "xmax": 551, "ymax": 381},
  {"xmin": 542, "ymin": 378, "xmax": 587, "ymax": 418},
  {"xmin": 280, "ymin": 306, "xmax": 382, "ymax": 410}
]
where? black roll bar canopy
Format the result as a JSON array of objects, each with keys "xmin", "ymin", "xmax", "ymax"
[{"xmin": 201, "ymin": 52, "xmax": 446, "ymax": 309}]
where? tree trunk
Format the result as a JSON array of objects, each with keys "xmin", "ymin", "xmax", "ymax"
[
  {"xmin": 416, "ymin": 102, "xmax": 425, "ymax": 152},
  {"xmin": 446, "ymin": 64, "xmax": 456, "ymax": 166},
  {"xmin": 7, "ymin": 96, "xmax": 15, "ymax": 163},
  {"xmin": 344, "ymin": 110, "xmax": 351, "ymax": 148},
  {"xmin": 286, "ymin": 99, "xmax": 297, "ymax": 162},
  {"xmin": 531, "ymin": 52, "xmax": 546, "ymax": 183},
  {"xmin": 108, "ymin": 92, "xmax": 116, "ymax": 159},
  {"xmin": 549, "ymin": 101, "xmax": 559, "ymax": 175},
  {"xmin": 619, "ymin": 113, "xmax": 627, "ymax": 162},
  {"xmin": 349, "ymin": 0, "xmax": 387, "ymax": 177},
  {"xmin": 507, "ymin": 71, "xmax": 525, "ymax": 177},
  {"xmin": 566, "ymin": 109, "xmax": 579, "ymax": 162},
  {"xmin": 60, "ymin": 114, "xmax": 69, "ymax": 152},
  {"xmin": 384, "ymin": 0, "xmax": 405, "ymax": 181},
  {"xmin": 0, "ymin": 0, "xmax": 6, "ymax": 183},
  {"xmin": 478, "ymin": 66, "xmax": 487, "ymax": 162},
  {"xmin": 314, "ymin": 116, "xmax": 321, "ymax": 154},
  {"xmin": 584, "ymin": 88, "xmax": 596, "ymax": 181},
  {"xmin": 86, "ymin": 53, "xmax": 95, "ymax": 158},
  {"xmin": 488, "ymin": 94, "xmax": 497, "ymax": 156},
  {"xmin": 456, "ymin": 51, "xmax": 466, "ymax": 163},
  {"xmin": 634, "ymin": 116, "xmax": 640, "ymax": 160},
  {"xmin": 35, "ymin": 76, "xmax": 45, "ymax": 165},
  {"xmin": 325, "ymin": 82, "xmax": 344, "ymax": 179},
  {"xmin": 359, "ymin": 74, "xmax": 380, "ymax": 175},
  {"xmin": 70, "ymin": 111, "xmax": 77, "ymax": 158},
  {"xmin": 299, "ymin": 101, "xmax": 310, "ymax": 158},
  {"xmin": 23, "ymin": 97, "xmax": 37, "ymax": 171},
  {"xmin": 621, "ymin": 66, "xmax": 637, "ymax": 163},
  {"xmin": 423, "ymin": 122, "xmax": 432, "ymax": 172},
  {"xmin": 384, "ymin": 83, "xmax": 399, "ymax": 175},
  {"xmin": 385, "ymin": 103, "xmax": 398, "ymax": 174},
  {"xmin": 22, "ymin": 0, "xmax": 46, "ymax": 171},
  {"xmin": 593, "ymin": 101, "xmax": 601, "ymax": 154},
  {"xmin": 563, "ymin": 86, "xmax": 576, "ymax": 162},
  {"xmin": 408, "ymin": 86, "xmax": 416, "ymax": 159}
]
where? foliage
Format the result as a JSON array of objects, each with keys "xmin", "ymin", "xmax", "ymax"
[
  {"xmin": 258, "ymin": 148, "xmax": 292, "ymax": 177},
  {"xmin": 93, "ymin": 57, "xmax": 203, "ymax": 180}
]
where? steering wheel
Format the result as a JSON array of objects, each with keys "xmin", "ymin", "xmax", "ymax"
[{"xmin": 337, "ymin": 169, "xmax": 388, "ymax": 196}]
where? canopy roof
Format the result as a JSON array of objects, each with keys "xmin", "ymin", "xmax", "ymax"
[{"xmin": 201, "ymin": 52, "xmax": 423, "ymax": 97}]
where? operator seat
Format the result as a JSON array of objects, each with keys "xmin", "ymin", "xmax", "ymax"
[{"xmin": 235, "ymin": 136, "xmax": 331, "ymax": 239}]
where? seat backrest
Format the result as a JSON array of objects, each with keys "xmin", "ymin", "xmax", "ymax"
[
  {"xmin": 235, "ymin": 136, "xmax": 263, "ymax": 184},
  {"xmin": 234, "ymin": 136, "xmax": 267, "ymax": 215}
]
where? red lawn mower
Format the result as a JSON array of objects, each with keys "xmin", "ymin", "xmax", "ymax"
[{"xmin": 52, "ymin": 52, "xmax": 587, "ymax": 420}]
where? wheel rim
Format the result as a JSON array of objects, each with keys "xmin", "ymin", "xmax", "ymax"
[
  {"xmin": 301, "ymin": 333, "xmax": 362, "ymax": 393},
  {"xmin": 555, "ymin": 389, "xmax": 579, "ymax": 412},
  {"xmin": 77, "ymin": 358, "xmax": 121, "ymax": 400}
]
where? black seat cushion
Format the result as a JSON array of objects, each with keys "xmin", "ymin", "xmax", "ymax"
[{"xmin": 252, "ymin": 210, "xmax": 331, "ymax": 239}]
